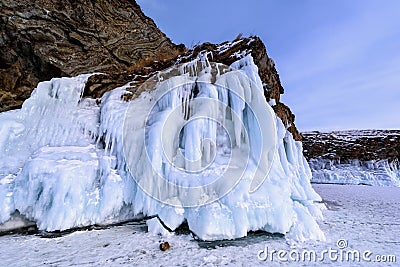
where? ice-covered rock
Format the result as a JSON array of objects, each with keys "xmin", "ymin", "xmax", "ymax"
[
  {"xmin": 0, "ymin": 54, "xmax": 325, "ymax": 242},
  {"xmin": 309, "ymin": 158, "xmax": 400, "ymax": 186}
]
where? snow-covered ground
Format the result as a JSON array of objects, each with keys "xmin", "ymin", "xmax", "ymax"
[{"xmin": 0, "ymin": 184, "xmax": 398, "ymax": 266}]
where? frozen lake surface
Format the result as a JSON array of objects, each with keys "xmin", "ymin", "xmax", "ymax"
[{"xmin": 0, "ymin": 184, "xmax": 399, "ymax": 266}]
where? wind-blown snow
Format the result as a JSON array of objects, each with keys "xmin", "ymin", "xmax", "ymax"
[{"xmin": 0, "ymin": 52, "xmax": 325, "ymax": 242}]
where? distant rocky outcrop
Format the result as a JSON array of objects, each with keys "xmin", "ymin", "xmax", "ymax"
[
  {"xmin": 302, "ymin": 130, "xmax": 400, "ymax": 162},
  {"xmin": 302, "ymin": 130, "xmax": 400, "ymax": 186},
  {"xmin": 0, "ymin": 0, "xmax": 301, "ymax": 140}
]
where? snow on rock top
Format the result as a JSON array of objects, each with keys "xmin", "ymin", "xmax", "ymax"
[{"xmin": 0, "ymin": 52, "xmax": 325, "ymax": 242}]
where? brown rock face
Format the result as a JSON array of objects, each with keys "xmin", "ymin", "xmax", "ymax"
[
  {"xmin": 302, "ymin": 130, "xmax": 400, "ymax": 162},
  {"xmin": 0, "ymin": 0, "xmax": 179, "ymax": 112},
  {"xmin": 0, "ymin": 1, "xmax": 301, "ymax": 140},
  {"xmin": 272, "ymin": 102, "xmax": 302, "ymax": 141}
]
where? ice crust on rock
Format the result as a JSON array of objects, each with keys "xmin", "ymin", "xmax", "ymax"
[
  {"xmin": 310, "ymin": 158, "xmax": 400, "ymax": 186},
  {"xmin": 0, "ymin": 54, "xmax": 325, "ymax": 242}
]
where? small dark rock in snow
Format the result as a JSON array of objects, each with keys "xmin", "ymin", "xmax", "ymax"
[{"xmin": 159, "ymin": 241, "xmax": 170, "ymax": 251}]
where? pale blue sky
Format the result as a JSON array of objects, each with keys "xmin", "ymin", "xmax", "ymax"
[{"xmin": 137, "ymin": 0, "xmax": 400, "ymax": 131}]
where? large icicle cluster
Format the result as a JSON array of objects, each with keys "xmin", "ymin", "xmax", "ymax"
[{"xmin": 0, "ymin": 52, "xmax": 325, "ymax": 241}]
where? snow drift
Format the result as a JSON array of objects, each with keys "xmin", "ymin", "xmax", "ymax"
[{"xmin": 0, "ymin": 52, "xmax": 324, "ymax": 241}]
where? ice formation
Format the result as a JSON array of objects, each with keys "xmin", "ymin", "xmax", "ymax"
[
  {"xmin": 310, "ymin": 158, "xmax": 400, "ymax": 186},
  {"xmin": 0, "ymin": 51, "xmax": 325, "ymax": 241}
]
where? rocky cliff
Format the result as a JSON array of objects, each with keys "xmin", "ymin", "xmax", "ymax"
[
  {"xmin": 0, "ymin": 0, "xmax": 301, "ymax": 140},
  {"xmin": 302, "ymin": 130, "xmax": 400, "ymax": 162},
  {"xmin": 0, "ymin": 0, "xmax": 180, "ymax": 111}
]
